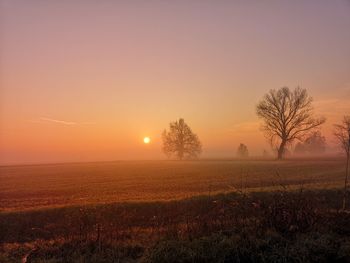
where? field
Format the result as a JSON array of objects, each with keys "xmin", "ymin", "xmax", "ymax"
[
  {"xmin": 0, "ymin": 158, "xmax": 346, "ymax": 211},
  {"xmin": 1, "ymin": 158, "xmax": 350, "ymax": 262}
]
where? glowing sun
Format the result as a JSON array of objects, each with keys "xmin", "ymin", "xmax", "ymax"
[{"xmin": 143, "ymin": 137, "xmax": 151, "ymax": 144}]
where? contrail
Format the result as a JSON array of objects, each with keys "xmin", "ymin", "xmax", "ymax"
[{"xmin": 39, "ymin": 117, "xmax": 77, "ymax": 125}]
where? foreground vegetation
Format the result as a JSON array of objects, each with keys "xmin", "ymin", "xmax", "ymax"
[
  {"xmin": 1, "ymin": 188, "xmax": 350, "ymax": 262},
  {"xmin": 1, "ymin": 159, "xmax": 349, "ymax": 262}
]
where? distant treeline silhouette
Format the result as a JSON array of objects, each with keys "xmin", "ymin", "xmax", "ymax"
[{"xmin": 162, "ymin": 86, "xmax": 331, "ymax": 160}]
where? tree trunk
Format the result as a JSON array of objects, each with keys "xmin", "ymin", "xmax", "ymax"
[
  {"xmin": 277, "ymin": 140, "xmax": 286, "ymax": 160},
  {"xmin": 343, "ymin": 151, "xmax": 349, "ymax": 210}
]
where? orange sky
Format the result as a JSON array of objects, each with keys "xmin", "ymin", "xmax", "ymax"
[{"xmin": 1, "ymin": 1, "xmax": 350, "ymax": 164}]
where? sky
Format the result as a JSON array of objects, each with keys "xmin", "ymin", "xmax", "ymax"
[{"xmin": 0, "ymin": 0, "xmax": 350, "ymax": 164}]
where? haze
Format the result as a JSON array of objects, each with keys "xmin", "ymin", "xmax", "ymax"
[{"xmin": 1, "ymin": 0, "xmax": 350, "ymax": 164}]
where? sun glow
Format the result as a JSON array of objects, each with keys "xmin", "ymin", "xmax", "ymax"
[{"xmin": 143, "ymin": 137, "xmax": 150, "ymax": 144}]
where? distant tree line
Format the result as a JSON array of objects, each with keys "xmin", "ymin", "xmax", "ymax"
[
  {"xmin": 161, "ymin": 86, "xmax": 348, "ymax": 163},
  {"xmin": 294, "ymin": 131, "xmax": 326, "ymax": 156}
]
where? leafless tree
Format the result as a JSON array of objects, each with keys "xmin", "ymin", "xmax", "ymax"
[
  {"xmin": 334, "ymin": 116, "xmax": 350, "ymax": 210},
  {"xmin": 237, "ymin": 143, "xmax": 249, "ymax": 158},
  {"xmin": 256, "ymin": 87, "xmax": 325, "ymax": 160},
  {"xmin": 162, "ymin": 118, "xmax": 202, "ymax": 160}
]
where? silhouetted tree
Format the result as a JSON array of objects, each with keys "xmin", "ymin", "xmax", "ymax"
[
  {"xmin": 294, "ymin": 131, "xmax": 326, "ymax": 155},
  {"xmin": 237, "ymin": 143, "xmax": 249, "ymax": 158},
  {"xmin": 162, "ymin": 118, "xmax": 202, "ymax": 160},
  {"xmin": 256, "ymin": 87, "xmax": 325, "ymax": 160},
  {"xmin": 334, "ymin": 116, "xmax": 350, "ymax": 210}
]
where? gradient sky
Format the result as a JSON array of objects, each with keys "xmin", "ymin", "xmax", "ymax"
[{"xmin": 1, "ymin": 0, "xmax": 350, "ymax": 164}]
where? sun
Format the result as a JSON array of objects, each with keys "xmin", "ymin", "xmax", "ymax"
[{"xmin": 143, "ymin": 137, "xmax": 150, "ymax": 144}]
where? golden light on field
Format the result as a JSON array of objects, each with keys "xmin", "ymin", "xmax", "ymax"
[{"xmin": 143, "ymin": 137, "xmax": 151, "ymax": 144}]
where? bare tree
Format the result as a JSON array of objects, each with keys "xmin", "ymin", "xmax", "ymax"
[
  {"xmin": 334, "ymin": 116, "xmax": 350, "ymax": 210},
  {"xmin": 256, "ymin": 87, "xmax": 325, "ymax": 160},
  {"xmin": 162, "ymin": 118, "xmax": 202, "ymax": 160},
  {"xmin": 237, "ymin": 143, "xmax": 249, "ymax": 158}
]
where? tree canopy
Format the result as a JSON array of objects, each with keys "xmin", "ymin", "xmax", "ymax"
[{"xmin": 162, "ymin": 118, "xmax": 202, "ymax": 160}]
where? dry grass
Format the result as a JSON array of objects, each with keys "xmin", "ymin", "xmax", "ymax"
[
  {"xmin": 1, "ymin": 189, "xmax": 349, "ymax": 262},
  {"xmin": 0, "ymin": 158, "xmax": 346, "ymax": 211}
]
